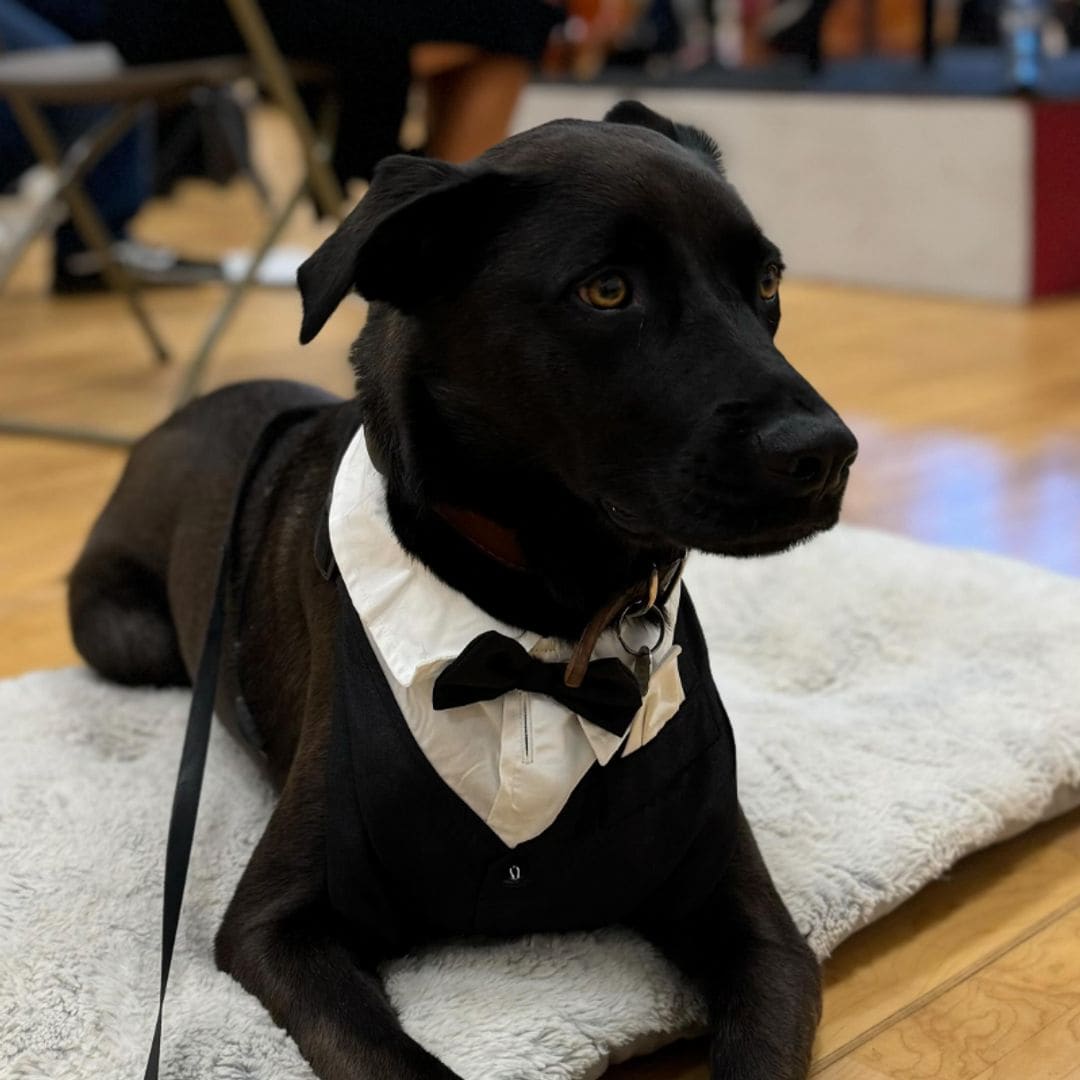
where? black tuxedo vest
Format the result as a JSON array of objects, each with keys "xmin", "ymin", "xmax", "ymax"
[{"xmin": 324, "ymin": 576, "xmax": 739, "ymax": 958}]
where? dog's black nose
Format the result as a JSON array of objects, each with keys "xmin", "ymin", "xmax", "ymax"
[{"xmin": 756, "ymin": 416, "xmax": 858, "ymax": 498}]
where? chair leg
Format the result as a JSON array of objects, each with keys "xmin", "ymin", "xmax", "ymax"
[
  {"xmin": 8, "ymin": 94, "xmax": 170, "ymax": 364},
  {"xmin": 0, "ymin": 416, "xmax": 135, "ymax": 446},
  {"xmin": 64, "ymin": 184, "xmax": 171, "ymax": 364},
  {"xmin": 178, "ymin": 91, "xmax": 341, "ymax": 403},
  {"xmin": 176, "ymin": 176, "xmax": 307, "ymax": 405},
  {"xmin": 224, "ymin": 0, "xmax": 345, "ymax": 219},
  {"xmin": 0, "ymin": 184, "xmax": 65, "ymax": 290},
  {"xmin": 0, "ymin": 104, "xmax": 140, "ymax": 292}
]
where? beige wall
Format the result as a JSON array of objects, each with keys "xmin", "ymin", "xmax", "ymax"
[{"xmin": 514, "ymin": 87, "xmax": 1032, "ymax": 302}]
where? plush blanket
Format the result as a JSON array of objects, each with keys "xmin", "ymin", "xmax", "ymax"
[{"xmin": 3, "ymin": 524, "xmax": 1079, "ymax": 1080}]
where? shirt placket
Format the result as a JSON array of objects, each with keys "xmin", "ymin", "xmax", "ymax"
[{"xmin": 488, "ymin": 690, "xmax": 528, "ymax": 837}]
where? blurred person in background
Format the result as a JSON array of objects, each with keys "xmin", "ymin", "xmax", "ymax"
[
  {"xmin": 104, "ymin": 1, "xmax": 567, "ymax": 178},
  {"xmin": 3, "ymin": 1, "xmax": 575, "ymax": 294},
  {"xmin": 0, "ymin": 0, "xmax": 220, "ymax": 291},
  {"xmin": 761, "ymin": 0, "xmax": 1079, "ymax": 59}
]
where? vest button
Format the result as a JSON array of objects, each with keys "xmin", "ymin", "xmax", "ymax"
[{"xmin": 503, "ymin": 862, "xmax": 526, "ymax": 886}]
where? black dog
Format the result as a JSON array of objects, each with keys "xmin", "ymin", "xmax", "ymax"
[{"xmin": 69, "ymin": 102, "xmax": 856, "ymax": 1080}]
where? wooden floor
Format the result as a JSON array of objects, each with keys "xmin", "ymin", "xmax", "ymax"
[{"xmin": 2, "ymin": 112, "xmax": 1079, "ymax": 1080}]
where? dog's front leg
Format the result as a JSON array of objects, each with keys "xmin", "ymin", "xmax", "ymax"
[
  {"xmin": 214, "ymin": 751, "xmax": 459, "ymax": 1080},
  {"xmin": 634, "ymin": 810, "xmax": 821, "ymax": 1080}
]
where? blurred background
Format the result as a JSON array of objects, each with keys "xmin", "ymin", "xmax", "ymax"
[{"xmin": 0, "ymin": 4, "xmax": 1078, "ymax": 1078}]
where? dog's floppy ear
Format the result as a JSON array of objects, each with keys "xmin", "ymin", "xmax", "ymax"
[
  {"xmin": 297, "ymin": 155, "xmax": 517, "ymax": 343},
  {"xmin": 604, "ymin": 100, "xmax": 723, "ymax": 174}
]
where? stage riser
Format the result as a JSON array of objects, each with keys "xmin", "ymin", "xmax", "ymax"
[{"xmin": 515, "ymin": 87, "xmax": 1080, "ymax": 303}]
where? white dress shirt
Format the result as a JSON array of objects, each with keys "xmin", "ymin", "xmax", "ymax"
[{"xmin": 328, "ymin": 430, "xmax": 686, "ymax": 848}]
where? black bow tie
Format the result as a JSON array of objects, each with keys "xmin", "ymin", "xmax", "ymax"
[{"xmin": 432, "ymin": 631, "xmax": 643, "ymax": 737}]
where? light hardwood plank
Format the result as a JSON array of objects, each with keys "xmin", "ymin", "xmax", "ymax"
[
  {"xmin": 822, "ymin": 904, "xmax": 1080, "ymax": 1079},
  {"xmin": 971, "ymin": 1004, "xmax": 1080, "ymax": 1080},
  {"xmin": 815, "ymin": 811, "xmax": 1080, "ymax": 1062}
]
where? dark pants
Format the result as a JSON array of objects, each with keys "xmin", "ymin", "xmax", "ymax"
[
  {"xmin": 0, "ymin": 0, "xmax": 151, "ymax": 260},
  {"xmin": 104, "ymin": 0, "xmax": 562, "ymax": 183}
]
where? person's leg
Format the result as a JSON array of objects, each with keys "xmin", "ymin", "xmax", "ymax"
[
  {"xmin": 0, "ymin": 106, "xmax": 36, "ymax": 194},
  {"xmin": 17, "ymin": 0, "xmax": 102, "ymax": 40},
  {"xmin": 0, "ymin": 0, "xmax": 69, "ymax": 192},
  {"xmin": 265, "ymin": 0, "xmax": 561, "ymax": 178},
  {"xmin": 0, "ymin": 0, "xmax": 150, "ymax": 277},
  {"xmin": 403, "ymin": 1, "xmax": 565, "ymax": 163},
  {"xmin": 760, "ymin": 0, "xmax": 833, "ymax": 67},
  {"xmin": 411, "ymin": 44, "xmax": 530, "ymax": 163},
  {"xmin": 51, "ymin": 115, "xmax": 150, "ymax": 274}
]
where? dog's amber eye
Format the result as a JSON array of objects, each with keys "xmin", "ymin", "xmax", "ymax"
[
  {"xmin": 759, "ymin": 264, "xmax": 781, "ymax": 302},
  {"xmin": 579, "ymin": 272, "xmax": 630, "ymax": 310}
]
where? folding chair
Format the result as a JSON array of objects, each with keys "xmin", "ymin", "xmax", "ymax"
[
  {"xmin": 0, "ymin": 1, "xmax": 344, "ymax": 445},
  {"xmin": 0, "ymin": 46, "xmax": 251, "ymax": 361}
]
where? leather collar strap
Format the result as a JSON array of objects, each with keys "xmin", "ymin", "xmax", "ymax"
[
  {"xmin": 434, "ymin": 503, "xmax": 528, "ymax": 571},
  {"xmin": 365, "ymin": 431, "xmax": 528, "ymax": 573},
  {"xmin": 142, "ymin": 406, "xmax": 322, "ymax": 1080},
  {"xmin": 363, "ymin": 427, "xmax": 686, "ymax": 696},
  {"xmin": 432, "ymin": 494, "xmax": 685, "ymax": 690}
]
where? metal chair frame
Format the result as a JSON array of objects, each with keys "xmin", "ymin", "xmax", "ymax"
[{"xmin": 0, "ymin": 0, "xmax": 345, "ymax": 446}]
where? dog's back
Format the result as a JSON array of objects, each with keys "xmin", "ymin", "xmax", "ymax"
[{"xmin": 68, "ymin": 380, "xmax": 339, "ymax": 690}]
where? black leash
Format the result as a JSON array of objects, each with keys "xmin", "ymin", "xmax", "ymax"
[{"xmin": 142, "ymin": 406, "xmax": 321, "ymax": 1080}]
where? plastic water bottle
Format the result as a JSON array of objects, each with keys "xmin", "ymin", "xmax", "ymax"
[{"xmin": 1000, "ymin": 0, "xmax": 1047, "ymax": 92}]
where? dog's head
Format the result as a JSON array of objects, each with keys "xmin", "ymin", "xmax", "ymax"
[{"xmin": 299, "ymin": 101, "xmax": 856, "ymax": 560}]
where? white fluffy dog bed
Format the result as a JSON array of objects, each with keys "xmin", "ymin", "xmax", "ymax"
[{"xmin": 3, "ymin": 524, "xmax": 1079, "ymax": 1080}]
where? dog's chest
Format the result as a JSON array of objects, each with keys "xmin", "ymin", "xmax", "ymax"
[
  {"xmin": 361, "ymin": 613, "xmax": 690, "ymax": 849},
  {"xmin": 326, "ymin": 425, "xmax": 693, "ymax": 849},
  {"xmin": 323, "ymin": 581, "xmax": 738, "ymax": 950}
]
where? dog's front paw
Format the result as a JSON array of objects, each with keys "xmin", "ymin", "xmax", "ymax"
[
  {"xmin": 711, "ymin": 1039, "xmax": 813, "ymax": 1080},
  {"xmin": 382, "ymin": 1061, "xmax": 462, "ymax": 1080},
  {"xmin": 708, "ymin": 950, "xmax": 820, "ymax": 1080},
  {"xmin": 366, "ymin": 1042, "xmax": 464, "ymax": 1080}
]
